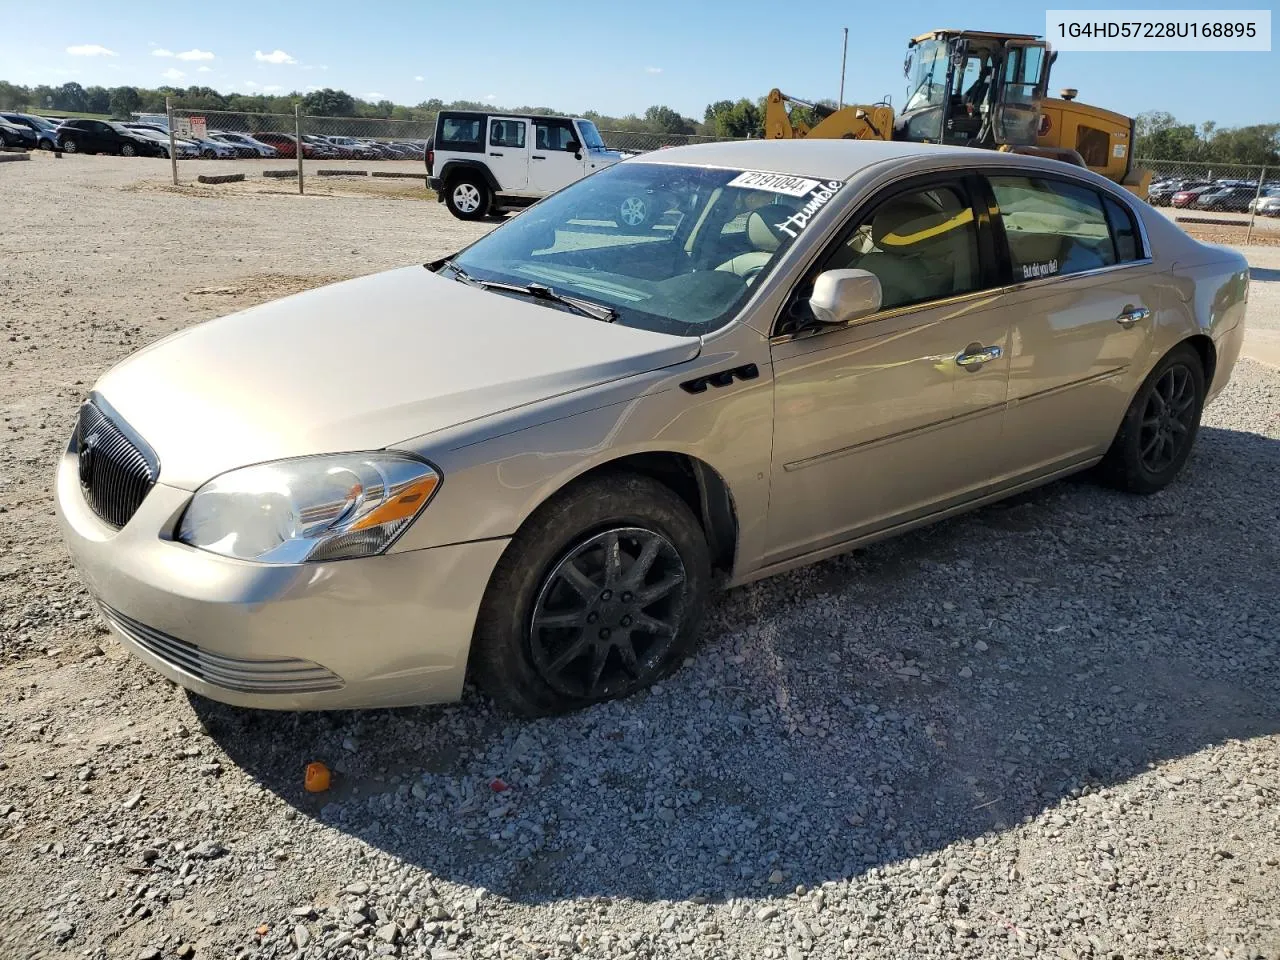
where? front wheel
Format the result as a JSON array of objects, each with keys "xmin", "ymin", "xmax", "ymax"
[
  {"xmin": 470, "ymin": 472, "xmax": 711, "ymax": 716},
  {"xmin": 445, "ymin": 176, "xmax": 490, "ymax": 220},
  {"xmin": 1099, "ymin": 344, "xmax": 1205, "ymax": 494}
]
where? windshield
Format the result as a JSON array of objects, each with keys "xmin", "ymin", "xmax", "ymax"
[
  {"xmin": 576, "ymin": 120, "xmax": 606, "ymax": 150},
  {"xmin": 904, "ymin": 40, "xmax": 948, "ymax": 113},
  {"xmin": 448, "ymin": 162, "xmax": 844, "ymax": 336}
]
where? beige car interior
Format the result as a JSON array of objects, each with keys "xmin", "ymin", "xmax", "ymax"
[{"xmin": 829, "ymin": 191, "xmax": 979, "ymax": 309}]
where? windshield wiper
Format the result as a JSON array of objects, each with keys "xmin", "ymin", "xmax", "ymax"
[
  {"xmin": 473, "ymin": 279, "xmax": 618, "ymax": 322},
  {"xmin": 436, "ymin": 260, "xmax": 616, "ymax": 322},
  {"xmin": 437, "ymin": 259, "xmax": 481, "ymax": 287}
]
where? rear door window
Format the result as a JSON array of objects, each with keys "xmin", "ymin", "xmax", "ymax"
[
  {"xmin": 1102, "ymin": 196, "xmax": 1142, "ymax": 262},
  {"xmin": 439, "ymin": 116, "xmax": 484, "ymax": 153},
  {"xmin": 988, "ymin": 175, "xmax": 1117, "ymax": 280}
]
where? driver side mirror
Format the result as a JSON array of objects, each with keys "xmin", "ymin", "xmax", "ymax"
[
  {"xmin": 566, "ymin": 139, "xmax": 582, "ymax": 159},
  {"xmin": 809, "ymin": 269, "xmax": 882, "ymax": 326}
]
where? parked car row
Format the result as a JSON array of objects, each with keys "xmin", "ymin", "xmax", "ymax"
[
  {"xmin": 1148, "ymin": 176, "xmax": 1280, "ymax": 214},
  {"xmin": 0, "ymin": 114, "xmax": 427, "ymax": 164}
]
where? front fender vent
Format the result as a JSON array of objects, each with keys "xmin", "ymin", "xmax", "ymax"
[{"xmin": 680, "ymin": 363, "xmax": 760, "ymax": 394}]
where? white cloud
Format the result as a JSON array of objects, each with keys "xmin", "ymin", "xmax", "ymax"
[
  {"xmin": 160, "ymin": 68, "xmax": 185, "ymax": 81},
  {"xmin": 484, "ymin": 93, "xmax": 497, "ymax": 101},
  {"xmin": 244, "ymin": 80, "xmax": 260, "ymax": 88},
  {"xmin": 66, "ymin": 44, "xmax": 117, "ymax": 57},
  {"xmin": 197, "ymin": 65, "xmax": 213, "ymax": 73},
  {"xmin": 254, "ymin": 49, "xmax": 296, "ymax": 64},
  {"xmin": 263, "ymin": 85, "xmax": 283, "ymax": 93},
  {"xmin": 366, "ymin": 91, "xmax": 385, "ymax": 99},
  {"xmin": 155, "ymin": 47, "xmax": 214, "ymax": 60},
  {"xmin": 645, "ymin": 66, "xmax": 663, "ymax": 74},
  {"xmin": 413, "ymin": 75, "xmax": 424, "ymax": 82}
]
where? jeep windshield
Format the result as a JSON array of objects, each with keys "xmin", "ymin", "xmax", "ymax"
[
  {"xmin": 441, "ymin": 162, "xmax": 843, "ymax": 336},
  {"xmin": 576, "ymin": 120, "xmax": 607, "ymax": 151}
]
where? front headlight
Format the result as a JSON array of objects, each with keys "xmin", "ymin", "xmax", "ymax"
[{"xmin": 177, "ymin": 452, "xmax": 440, "ymax": 563}]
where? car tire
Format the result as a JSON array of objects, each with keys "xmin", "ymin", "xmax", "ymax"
[
  {"xmin": 470, "ymin": 471, "xmax": 712, "ymax": 716},
  {"xmin": 445, "ymin": 175, "xmax": 490, "ymax": 220},
  {"xmin": 200, "ymin": 148, "xmax": 215, "ymax": 159},
  {"xmin": 61, "ymin": 137, "xmax": 78, "ymax": 153},
  {"xmin": 1099, "ymin": 343, "xmax": 1205, "ymax": 495},
  {"xmin": 121, "ymin": 143, "xmax": 136, "ymax": 157},
  {"xmin": 38, "ymin": 138, "xmax": 53, "ymax": 151}
]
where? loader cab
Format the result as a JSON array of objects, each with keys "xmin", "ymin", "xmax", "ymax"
[{"xmin": 898, "ymin": 30, "xmax": 1051, "ymax": 149}]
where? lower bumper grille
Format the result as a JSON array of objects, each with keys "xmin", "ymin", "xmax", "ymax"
[{"xmin": 99, "ymin": 603, "xmax": 344, "ymax": 694}]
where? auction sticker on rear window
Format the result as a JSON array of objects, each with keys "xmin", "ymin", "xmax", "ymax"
[{"xmin": 726, "ymin": 171, "xmax": 823, "ymax": 196}]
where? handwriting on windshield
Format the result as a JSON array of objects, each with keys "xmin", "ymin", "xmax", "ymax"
[{"xmin": 773, "ymin": 181, "xmax": 845, "ymax": 239}]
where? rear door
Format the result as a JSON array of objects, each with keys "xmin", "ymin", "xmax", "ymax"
[
  {"xmin": 984, "ymin": 172, "xmax": 1155, "ymax": 474},
  {"xmin": 529, "ymin": 118, "xmax": 586, "ymax": 193},
  {"xmin": 486, "ymin": 117, "xmax": 530, "ymax": 192}
]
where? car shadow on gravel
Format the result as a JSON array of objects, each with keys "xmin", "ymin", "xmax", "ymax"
[{"xmin": 193, "ymin": 425, "xmax": 1280, "ymax": 905}]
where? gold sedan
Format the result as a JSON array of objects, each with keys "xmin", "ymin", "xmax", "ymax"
[{"xmin": 56, "ymin": 140, "xmax": 1248, "ymax": 715}]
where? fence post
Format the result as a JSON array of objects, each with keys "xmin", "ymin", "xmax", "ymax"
[
  {"xmin": 1246, "ymin": 165, "xmax": 1266, "ymax": 245},
  {"xmin": 166, "ymin": 97, "xmax": 178, "ymax": 186},
  {"xmin": 295, "ymin": 104, "xmax": 305, "ymax": 195}
]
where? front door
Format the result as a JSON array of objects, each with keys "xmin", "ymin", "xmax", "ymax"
[
  {"xmin": 765, "ymin": 176, "xmax": 1012, "ymax": 565},
  {"xmin": 529, "ymin": 118, "xmax": 586, "ymax": 194},
  {"xmin": 486, "ymin": 117, "xmax": 530, "ymax": 192},
  {"xmin": 985, "ymin": 173, "xmax": 1154, "ymax": 473}
]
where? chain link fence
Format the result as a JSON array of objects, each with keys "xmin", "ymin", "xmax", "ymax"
[
  {"xmin": 1136, "ymin": 158, "xmax": 1279, "ymax": 239},
  {"xmin": 160, "ymin": 106, "xmax": 747, "ymax": 195}
]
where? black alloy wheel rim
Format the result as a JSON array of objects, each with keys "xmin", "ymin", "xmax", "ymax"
[
  {"xmin": 529, "ymin": 527, "xmax": 688, "ymax": 699},
  {"xmin": 1139, "ymin": 362, "xmax": 1197, "ymax": 473}
]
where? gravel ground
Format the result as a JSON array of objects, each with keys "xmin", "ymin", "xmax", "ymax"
[{"xmin": 2, "ymin": 156, "xmax": 1278, "ymax": 960}]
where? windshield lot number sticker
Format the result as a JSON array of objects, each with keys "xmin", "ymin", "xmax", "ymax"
[{"xmin": 726, "ymin": 171, "xmax": 823, "ymax": 196}]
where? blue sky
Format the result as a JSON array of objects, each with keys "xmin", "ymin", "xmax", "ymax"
[{"xmin": 6, "ymin": 0, "xmax": 1276, "ymax": 126}]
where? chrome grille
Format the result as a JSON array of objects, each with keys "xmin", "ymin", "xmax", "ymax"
[
  {"xmin": 99, "ymin": 603, "xmax": 344, "ymax": 694},
  {"xmin": 74, "ymin": 397, "xmax": 159, "ymax": 529}
]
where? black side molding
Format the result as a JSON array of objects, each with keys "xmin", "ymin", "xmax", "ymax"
[{"xmin": 680, "ymin": 363, "xmax": 760, "ymax": 394}]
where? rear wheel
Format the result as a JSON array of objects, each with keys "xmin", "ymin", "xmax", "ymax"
[
  {"xmin": 121, "ymin": 143, "xmax": 136, "ymax": 157},
  {"xmin": 1100, "ymin": 344, "xmax": 1205, "ymax": 494},
  {"xmin": 445, "ymin": 176, "xmax": 489, "ymax": 220},
  {"xmin": 61, "ymin": 138, "xmax": 78, "ymax": 153},
  {"xmin": 470, "ymin": 472, "xmax": 711, "ymax": 716}
]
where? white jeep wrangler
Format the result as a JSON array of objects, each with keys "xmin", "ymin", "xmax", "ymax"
[{"xmin": 428, "ymin": 111, "xmax": 626, "ymax": 220}]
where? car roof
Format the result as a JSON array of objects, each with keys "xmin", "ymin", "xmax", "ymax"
[{"xmin": 628, "ymin": 138, "xmax": 1017, "ymax": 181}]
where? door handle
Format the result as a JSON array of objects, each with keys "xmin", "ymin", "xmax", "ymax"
[
  {"xmin": 955, "ymin": 344, "xmax": 1003, "ymax": 368},
  {"xmin": 1115, "ymin": 305, "xmax": 1150, "ymax": 328},
  {"xmin": 490, "ymin": 151, "xmax": 504, "ymax": 157},
  {"xmin": 531, "ymin": 155, "xmax": 546, "ymax": 160}
]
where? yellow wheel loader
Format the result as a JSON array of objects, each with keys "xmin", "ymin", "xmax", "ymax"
[{"xmin": 764, "ymin": 29, "xmax": 1150, "ymax": 200}]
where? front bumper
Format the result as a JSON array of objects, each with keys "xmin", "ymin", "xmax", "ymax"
[{"xmin": 55, "ymin": 449, "xmax": 509, "ymax": 710}]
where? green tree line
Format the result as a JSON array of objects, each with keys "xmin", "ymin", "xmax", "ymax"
[
  {"xmin": 0, "ymin": 79, "xmax": 720, "ymax": 136},
  {"xmin": 1136, "ymin": 111, "xmax": 1279, "ymax": 166}
]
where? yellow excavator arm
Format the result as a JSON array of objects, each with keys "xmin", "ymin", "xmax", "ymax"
[{"xmin": 764, "ymin": 89, "xmax": 895, "ymax": 142}]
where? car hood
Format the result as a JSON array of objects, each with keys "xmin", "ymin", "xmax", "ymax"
[{"xmin": 94, "ymin": 266, "xmax": 702, "ymax": 490}]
